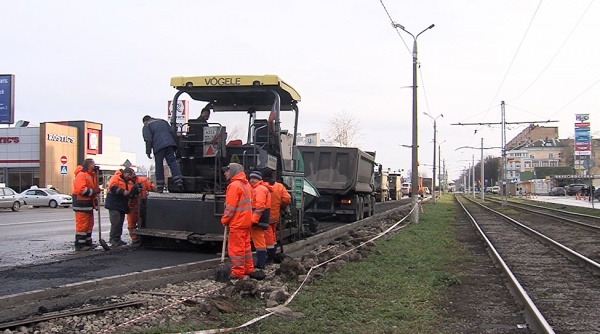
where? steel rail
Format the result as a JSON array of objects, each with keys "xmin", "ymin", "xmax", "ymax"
[{"xmin": 455, "ymin": 195, "xmax": 555, "ymax": 334}]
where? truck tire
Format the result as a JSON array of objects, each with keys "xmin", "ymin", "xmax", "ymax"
[{"xmin": 355, "ymin": 196, "xmax": 363, "ymax": 221}]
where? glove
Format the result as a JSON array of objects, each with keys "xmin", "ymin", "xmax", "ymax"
[
  {"xmin": 147, "ymin": 154, "xmax": 152, "ymax": 159},
  {"xmin": 94, "ymin": 187, "xmax": 102, "ymax": 194}
]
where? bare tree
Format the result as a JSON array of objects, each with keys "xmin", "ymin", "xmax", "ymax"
[
  {"xmin": 227, "ymin": 124, "xmax": 246, "ymax": 141},
  {"xmin": 326, "ymin": 111, "xmax": 361, "ymax": 147}
]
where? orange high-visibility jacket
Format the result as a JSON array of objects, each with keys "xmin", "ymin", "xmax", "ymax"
[
  {"xmin": 251, "ymin": 180, "xmax": 272, "ymax": 223},
  {"xmin": 221, "ymin": 171, "xmax": 253, "ymax": 229},
  {"xmin": 72, "ymin": 165, "xmax": 99, "ymax": 211},
  {"xmin": 128, "ymin": 175, "xmax": 155, "ymax": 209},
  {"xmin": 269, "ymin": 181, "xmax": 291, "ymax": 223}
]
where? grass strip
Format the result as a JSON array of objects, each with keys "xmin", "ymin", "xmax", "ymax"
[{"xmin": 220, "ymin": 195, "xmax": 462, "ymax": 334}]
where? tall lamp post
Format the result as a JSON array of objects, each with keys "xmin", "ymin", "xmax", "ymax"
[
  {"xmin": 424, "ymin": 112, "xmax": 443, "ymax": 203},
  {"xmin": 438, "ymin": 140, "xmax": 446, "ymax": 194},
  {"xmin": 393, "ymin": 22, "xmax": 435, "ymax": 223}
]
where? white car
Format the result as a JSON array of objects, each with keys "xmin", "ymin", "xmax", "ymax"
[
  {"xmin": 21, "ymin": 187, "xmax": 73, "ymax": 208},
  {"xmin": 0, "ymin": 187, "xmax": 25, "ymax": 212}
]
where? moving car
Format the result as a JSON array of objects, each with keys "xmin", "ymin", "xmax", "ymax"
[
  {"xmin": 565, "ymin": 184, "xmax": 586, "ymax": 196},
  {"xmin": 0, "ymin": 187, "xmax": 25, "ymax": 212},
  {"xmin": 21, "ymin": 187, "xmax": 73, "ymax": 208},
  {"xmin": 400, "ymin": 182, "xmax": 411, "ymax": 197},
  {"xmin": 548, "ymin": 187, "xmax": 566, "ymax": 196}
]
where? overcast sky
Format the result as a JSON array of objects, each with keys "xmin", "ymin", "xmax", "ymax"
[{"xmin": 1, "ymin": 0, "xmax": 599, "ymax": 180}]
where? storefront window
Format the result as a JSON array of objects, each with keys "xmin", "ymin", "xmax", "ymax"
[{"xmin": 7, "ymin": 168, "xmax": 40, "ymax": 193}]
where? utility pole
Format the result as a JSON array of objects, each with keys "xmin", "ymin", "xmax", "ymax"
[
  {"xmin": 393, "ymin": 22, "xmax": 435, "ymax": 223},
  {"xmin": 438, "ymin": 144, "xmax": 442, "ymax": 194},
  {"xmin": 480, "ymin": 137, "xmax": 485, "ymax": 201},
  {"xmin": 452, "ymin": 101, "xmax": 558, "ymax": 206}
]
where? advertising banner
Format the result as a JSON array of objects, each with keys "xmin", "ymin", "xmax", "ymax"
[{"xmin": 0, "ymin": 74, "xmax": 15, "ymax": 124}]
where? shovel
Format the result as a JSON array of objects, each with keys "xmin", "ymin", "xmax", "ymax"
[
  {"xmin": 96, "ymin": 205, "xmax": 110, "ymax": 251},
  {"xmin": 94, "ymin": 173, "xmax": 110, "ymax": 251},
  {"xmin": 214, "ymin": 226, "xmax": 229, "ymax": 282}
]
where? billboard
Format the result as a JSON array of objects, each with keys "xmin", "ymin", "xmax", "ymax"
[
  {"xmin": 574, "ymin": 113, "xmax": 591, "ymax": 170},
  {"xmin": 0, "ymin": 74, "xmax": 15, "ymax": 124}
]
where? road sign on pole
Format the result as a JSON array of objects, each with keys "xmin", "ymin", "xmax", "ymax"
[
  {"xmin": 60, "ymin": 156, "xmax": 67, "ymax": 164},
  {"xmin": 60, "ymin": 165, "xmax": 68, "ymax": 175}
]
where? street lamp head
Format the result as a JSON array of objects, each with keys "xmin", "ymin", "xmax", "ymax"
[
  {"xmin": 391, "ymin": 21, "xmax": 405, "ymax": 30},
  {"xmin": 427, "ymin": 24, "xmax": 435, "ymax": 30}
]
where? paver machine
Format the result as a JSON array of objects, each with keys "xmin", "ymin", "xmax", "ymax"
[{"xmin": 136, "ymin": 75, "xmax": 318, "ymax": 249}]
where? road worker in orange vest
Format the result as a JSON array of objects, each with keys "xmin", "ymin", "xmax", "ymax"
[
  {"xmin": 221, "ymin": 163, "xmax": 264, "ymax": 280},
  {"xmin": 126, "ymin": 173, "xmax": 155, "ymax": 245},
  {"xmin": 72, "ymin": 158, "xmax": 101, "ymax": 251},
  {"xmin": 261, "ymin": 168, "xmax": 291, "ymax": 263},
  {"xmin": 248, "ymin": 170, "xmax": 272, "ymax": 271}
]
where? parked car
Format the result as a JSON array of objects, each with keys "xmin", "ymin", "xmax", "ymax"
[
  {"xmin": 548, "ymin": 187, "xmax": 566, "ymax": 196},
  {"xmin": 565, "ymin": 184, "xmax": 586, "ymax": 196},
  {"xmin": 0, "ymin": 187, "xmax": 25, "ymax": 211},
  {"xmin": 21, "ymin": 187, "xmax": 73, "ymax": 208},
  {"xmin": 594, "ymin": 187, "xmax": 600, "ymax": 201},
  {"xmin": 491, "ymin": 186, "xmax": 500, "ymax": 194}
]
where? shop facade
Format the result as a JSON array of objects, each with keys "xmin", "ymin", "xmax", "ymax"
[{"xmin": 1, "ymin": 120, "xmax": 136, "ymax": 193}]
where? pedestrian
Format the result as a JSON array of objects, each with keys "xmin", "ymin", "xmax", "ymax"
[
  {"xmin": 142, "ymin": 115, "xmax": 184, "ymax": 193},
  {"xmin": 221, "ymin": 163, "xmax": 264, "ymax": 280},
  {"xmin": 126, "ymin": 173, "xmax": 155, "ymax": 245},
  {"xmin": 72, "ymin": 159, "xmax": 101, "ymax": 251},
  {"xmin": 590, "ymin": 185, "xmax": 596, "ymax": 202},
  {"xmin": 105, "ymin": 168, "xmax": 134, "ymax": 246},
  {"xmin": 262, "ymin": 168, "xmax": 291, "ymax": 263},
  {"xmin": 197, "ymin": 106, "xmax": 211, "ymax": 124},
  {"xmin": 248, "ymin": 170, "xmax": 271, "ymax": 270}
]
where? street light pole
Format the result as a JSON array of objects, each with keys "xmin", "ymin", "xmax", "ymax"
[
  {"xmin": 393, "ymin": 22, "xmax": 435, "ymax": 223},
  {"xmin": 424, "ymin": 112, "xmax": 443, "ymax": 203}
]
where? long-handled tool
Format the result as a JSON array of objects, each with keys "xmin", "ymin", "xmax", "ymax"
[
  {"xmin": 96, "ymin": 205, "xmax": 110, "ymax": 251},
  {"xmin": 214, "ymin": 226, "xmax": 229, "ymax": 282},
  {"xmin": 95, "ymin": 173, "xmax": 110, "ymax": 251}
]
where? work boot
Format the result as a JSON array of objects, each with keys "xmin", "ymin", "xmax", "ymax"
[
  {"xmin": 75, "ymin": 245, "xmax": 93, "ymax": 251},
  {"xmin": 266, "ymin": 248, "xmax": 276, "ymax": 264},
  {"xmin": 248, "ymin": 270, "xmax": 266, "ymax": 281},
  {"xmin": 176, "ymin": 181, "xmax": 184, "ymax": 192},
  {"xmin": 255, "ymin": 250, "xmax": 267, "ymax": 269},
  {"xmin": 110, "ymin": 239, "xmax": 127, "ymax": 247}
]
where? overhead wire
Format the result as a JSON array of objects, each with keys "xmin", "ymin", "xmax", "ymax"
[
  {"xmin": 509, "ymin": 0, "xmax": 594, "ymax": 103},
  {"xmin": 477, "ymin": 0, "xmax": 543, "ymax": 133},
  {"xmin": 549, "ymin": 77, "xmax": 600, "ymax": 117},
  {"xmin": 378, "ymin": 0, "xmax": 412, "ymax": 56}
]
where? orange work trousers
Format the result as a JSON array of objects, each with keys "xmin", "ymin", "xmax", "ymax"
[
  {"xmin": 265, "ymin": 221, "xmax": 278, "ymax": 249},
  {"xmin": 75, "ymin": 210, "xmax": 95, "ymax": 233},
  {"xmin": 251, "ymin": 225, "xmax": 266, "ymax": 252},
  {"xmin": 126, "ymin": 201, "xmax": 139, "ymax": 241},
  {"xmin": 228, "ymin": 227, "xmax": 254, "ymax": 278}
]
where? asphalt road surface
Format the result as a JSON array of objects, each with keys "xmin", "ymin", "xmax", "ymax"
[{"xmin": 0, "ymin": 205, "xmax": 114, "ymax": 269}]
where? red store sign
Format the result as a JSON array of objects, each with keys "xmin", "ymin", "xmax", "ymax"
[{"xmin": 0, "ymin": 136, "xmax": 19, "ymax": 143}]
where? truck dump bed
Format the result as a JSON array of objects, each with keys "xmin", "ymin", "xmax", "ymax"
[{"xmin": 298, "ymin": 146, "xmax": 376, "ymax": 196}]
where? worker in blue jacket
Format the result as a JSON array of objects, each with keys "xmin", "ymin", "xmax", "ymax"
[{"xmin": 142, "ymin": 115, "xmax": 184, "ymax": 193}]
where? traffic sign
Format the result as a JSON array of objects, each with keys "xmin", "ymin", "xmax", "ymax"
[
  {"xmin": 60, "ymin": 165, "xmax": 68, "ymax": 175},
  {"xmin": 583, "ymin": 158, "xmax": 595, "ymax": 169},
  {"xmin": 60, "ymin": 156, "xmax": 67, "ymax": 164}
]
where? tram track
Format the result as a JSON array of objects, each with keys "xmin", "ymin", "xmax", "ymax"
[{"xmin": 457, "ymin": 195, "xmax": 600, "ymax": 333}]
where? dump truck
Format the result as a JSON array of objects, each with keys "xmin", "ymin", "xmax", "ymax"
[
  {"xmin": 388, "ymin": 173, "xmax": 402, "ymax": 200},
  {"xmin": 373, "ymin": 165, "xmax": 390, "ymax": 202},
  {"xmin": 298, "ymin": 146, "xmax": 376, "ymax": 222}
]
